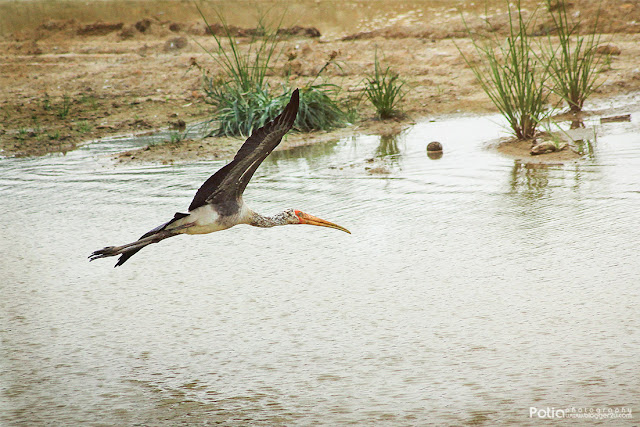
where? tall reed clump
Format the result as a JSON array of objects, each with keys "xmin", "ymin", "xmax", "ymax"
[
  {"xmin": 197, "ymin": 7, "xmax": 349, "ymax": 137},
  {"xmin": 459, "ymin": 1, "xmax": 553, "ymax": 140},
  {"xmin": 544, "ymin": 0, "xmax": 603, "ymax": 112},
  {"xmin": 198, "ymin": 6, "xmax": 279, "ymax": 136},
  {"xmin": 364, "ymin": 51, "xmax": 406, "ymax": 119}
]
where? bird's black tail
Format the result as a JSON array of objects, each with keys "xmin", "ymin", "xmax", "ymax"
[
  {"xmin": 114, "ymin": 246, "xmax": 146, "ymax": 267},
  {"xmin": 89, "ymin": 212, "xmax": 189, "ymax": 267}
]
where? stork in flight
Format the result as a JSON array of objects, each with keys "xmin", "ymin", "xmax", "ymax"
[{"xmin": 90, "ymin": 89, "xmax": 350, "ymax": 267}]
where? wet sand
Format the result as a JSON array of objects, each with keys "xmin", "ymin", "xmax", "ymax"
[{"xmin": 1, "ymin": 0, "xmax": 639, "ymax": 160}]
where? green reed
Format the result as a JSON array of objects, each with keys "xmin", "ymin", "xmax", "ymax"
[
  {"xmin": 363, "ymin": 51, "xmax": 406, "ymax": 119},
  {"xmin": 544, "ymin": 0, "xmax": 603, "ymax": 112},
  {"xmin": 197, "ymin": 6, "xmax": 349, "ymax": 137},
  {"xmin": 459, "ymin": 1, "xmax": 553, "ymax": 140}
]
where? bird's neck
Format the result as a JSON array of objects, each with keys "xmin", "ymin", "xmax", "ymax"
[{"xmin": 249, "ymin": 210, "xmax": 291, "ymax": 228}]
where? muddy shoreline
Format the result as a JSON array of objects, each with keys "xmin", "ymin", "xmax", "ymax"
[{"xmin": 1, "ymin": 0, "xmax": 639, "ymax": 161}]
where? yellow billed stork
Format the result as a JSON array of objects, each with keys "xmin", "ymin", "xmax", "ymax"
[{"xmin": 89, "ymin": 89, "xmax": 350, "ymax": 267}]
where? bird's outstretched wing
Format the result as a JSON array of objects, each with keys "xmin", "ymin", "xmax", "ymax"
[{"xmin": 188, "ymin": 89, "xmax": 300, "ymax": 211}]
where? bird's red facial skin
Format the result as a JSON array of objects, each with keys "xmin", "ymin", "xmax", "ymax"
[{"xmin": 294, "ymin": 210, "xmax": 305, "ymax": 224}]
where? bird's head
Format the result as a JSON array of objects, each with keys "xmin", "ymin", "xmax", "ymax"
[{"xmin": 283, "ymin": 208, "xmax": 351, "ymax": 234}]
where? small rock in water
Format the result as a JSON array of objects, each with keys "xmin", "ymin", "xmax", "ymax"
[
  {"xmin": 426, "ymin": 141, "xmax": 443, "ymax": 159},
  {"xmin": 530, "ymin": 141, "xmax": 567, "ymax": 155},
  {"xmin": 427, "ymin": 141, "xmax": 443, "ymax": 152}
]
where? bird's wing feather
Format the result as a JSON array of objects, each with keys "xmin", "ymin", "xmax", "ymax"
[{"xmin": 188, "ymin": 89, "xmax": 299, "ymax": 211}]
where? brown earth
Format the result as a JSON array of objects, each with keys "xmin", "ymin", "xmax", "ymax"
[{"xmin": 1, "ymin": 0, "xmax": 639, "ymax": 162}]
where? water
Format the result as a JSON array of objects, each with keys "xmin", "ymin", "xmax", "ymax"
[{"xmin": 1, "ymin": 113, "xmax": 639, "ymax": 425}]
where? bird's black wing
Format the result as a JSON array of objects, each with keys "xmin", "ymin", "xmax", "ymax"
[{"xmin": 188, "ymin": 89, "xmax": 300, "ymax": 211}]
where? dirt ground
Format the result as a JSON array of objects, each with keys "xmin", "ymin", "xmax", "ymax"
[{"xmin": 1, "ymin": 0, "xmax": 639, "ymax": 162}]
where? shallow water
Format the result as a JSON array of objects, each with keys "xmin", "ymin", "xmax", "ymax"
[{"xmin": 1, "ymin": 112, "xmax": 639, "ymax": 425}]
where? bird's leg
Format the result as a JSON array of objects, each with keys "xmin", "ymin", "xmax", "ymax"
[
  {"xmin": 89, "ymin": 222, "xmax": 195, "ymax": 261},
  {"xmin": 89, "ymin": 233, "xmax": 168, "ymax": 261}
]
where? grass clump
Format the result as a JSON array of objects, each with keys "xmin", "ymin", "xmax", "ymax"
[
  {"xmin": 76, "ymin": 120, "xmax": 92, "ymax": 133},
  {"xmin": 459, "ymin": 1, "xmax": 553, "ymax": 140},
  {"xmin": 543, "ymin": 0, "xmax": 603, "ymax": 112},
  {"xmin": 295, "ymin": 83, "xmax": 350, "ymax": 131},
  {"xmin": 208, "ymin": 84, "xmax": 274, "ymax": 136},
  {"xmin": 79, "ymin": 94, "xmax": 99, "ymax": 110},
  {"xmin": 364, "ymin": 51, "xmax": 406, "ymax": 119},
  {"xmin": 56, "ymin": 95, "xmax": 72, "ymax": 119},
  {"xmin": 197, "ymin": 6, "xmax": 280, "ymax": 136},
  {"xmin": 42, "ymin": 94, "xmax": 51, "ymax": 111},
  {"xmin": 169, "ymin": 130, "xmax": 187, "ymax": 144},
  {"xmin": 198, "ymin": 7, "xmax": 349, "ymax": 137},
  {"xmin": 199, "ymin": 7, "xmax": 280, "ymax": 96},
  {"xmin": 209, "ymin": 84, "xmax": 349, "ymax": 137}
]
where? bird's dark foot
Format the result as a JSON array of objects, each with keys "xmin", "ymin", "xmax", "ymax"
[{"xmin": 89, "ymin": 246, "xmax": 120, "ymax": 261}]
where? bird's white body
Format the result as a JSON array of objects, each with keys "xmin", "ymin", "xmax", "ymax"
[{"xmin": 170, "ymin": 203, "xmax": 252, "ymax": 235}]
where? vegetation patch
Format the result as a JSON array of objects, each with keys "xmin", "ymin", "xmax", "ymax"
[
  {"xmin": 363, "ymin": 51, "xmax": 407, "ymax": 119},
  {"xmin": 459, "ymin": 0, "xmax": 607, "ymax": 142},
  {"xmin": 459, "ymin": 1, "xmax": 553, "ymax": 140},
  {"xmin": 543, "ymin": 0, "xmax": 604, "ymax": 112},
  {"xmin": 198, "ymin": 7, "xmax": 350, "ymax": 137}
]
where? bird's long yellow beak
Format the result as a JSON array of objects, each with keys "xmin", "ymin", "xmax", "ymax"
[{"xmin": 297, "ymin": 212, "xmax": 351, "ymax": 234}]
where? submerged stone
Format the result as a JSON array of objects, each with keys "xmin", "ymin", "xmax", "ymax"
[
  {"xmin": 427, "ymin": 141, "xmax": 443, "ymax": 152},
  {"xmin": 530, "ymin": 141, "xmax": 568, "ymax": 155},
  {"xmin": 427, "ymin": 141, "xmax": 443, "ymax": 159}
]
